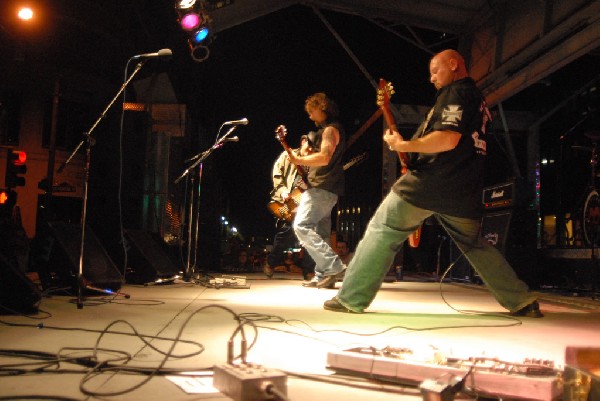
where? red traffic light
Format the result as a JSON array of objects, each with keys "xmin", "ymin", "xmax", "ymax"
[
  {"xmin": 11, "ymin": 150, "xmax": 27, "ymax": 165},
  {"xmin": 5, "ymin": 149, "xmax": 27, "ymax": 188}
]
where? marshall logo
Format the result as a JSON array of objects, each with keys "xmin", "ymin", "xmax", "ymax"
[
  {"xmin": 441, "ymin": 105, "xmax": 463, "ymax": 126},
  {"xmin": 491, "ymin": 189, "xmax": 505, "ymax": 199},
  {"xmin": 482, "ymin": 181, "xmax": 514, "ymax": 209}
]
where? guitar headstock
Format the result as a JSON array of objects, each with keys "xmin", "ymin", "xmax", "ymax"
[
  {"xmin": 275, "ymin": 125, "xmax": 288, "ymax": 142},
  {"xmin": 376, "ymin": 79, "xmax": 395, "ymax": 108}
]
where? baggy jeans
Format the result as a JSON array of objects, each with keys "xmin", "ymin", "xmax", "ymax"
[
  {"xmin": 294, "ymin": 188, "xmax": 345, "ymax": 280},
  {"xmin": 336, "ymin": 191, "xmax": 536, "ymax": 313}
]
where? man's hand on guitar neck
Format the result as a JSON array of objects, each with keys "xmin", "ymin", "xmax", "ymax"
[{"xmin": 383, "ymin": 128, "xmax": 405, "ymax": 152}]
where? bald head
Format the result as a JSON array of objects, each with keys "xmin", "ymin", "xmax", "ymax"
[{"xmin": 429, "ymin": 49, "xmax": 468, "ymax": 90}]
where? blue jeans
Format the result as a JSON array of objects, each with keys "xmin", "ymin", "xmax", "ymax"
[
  {"xmin": 336, "ymin": 191, "xmax": 536, "ymax": 313},
  {"xmin": 294, "ymin": 188, "xmax": 345, "ymax": 280},
  {"xmin": 268, "ymin": 223, "xmax": 315, "ymax": 279}
]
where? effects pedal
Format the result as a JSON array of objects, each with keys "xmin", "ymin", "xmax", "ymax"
[{"xmin": 213, "ymin": 363, "xmax": 287, "ymax": 401}]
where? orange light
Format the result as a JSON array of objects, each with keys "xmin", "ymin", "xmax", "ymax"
[
  {"xmin": 17, "ymin": 7, "xmax": 34, "ymax": 21},
  {"xmin": 0, "ymin": 191, "xmax": 7, "ymax": 204}
]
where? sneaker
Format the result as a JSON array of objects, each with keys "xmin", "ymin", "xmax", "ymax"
[
  {"xmin": 510, "ymin": 301, "xmax": 543, "ymax": 318},
  {"xmin": 323, "ymin": 297, "xmax": 359, "ymax": 313},
  {"xmin": 302, "ymin": 280, "xmax": 318, "ymax": 287}
]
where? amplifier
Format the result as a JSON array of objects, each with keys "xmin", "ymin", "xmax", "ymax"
[{"xmin": 482, "ymin": 181, "xmax": 515, "ymax": 209}]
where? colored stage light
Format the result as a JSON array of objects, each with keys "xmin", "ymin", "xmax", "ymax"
[
  {"xmin": 181, "ymin": 12, "xmax": 201, "ymax": 30},
  {"xmin": 191, "ymin": 27, "xmax": 209, "ymax": 44}
]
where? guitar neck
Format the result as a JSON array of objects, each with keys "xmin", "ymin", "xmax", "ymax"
[
  {"xmin": 381, "ymin": 103, "xmax": 409, "ymax": 171},
  {"xmin": 280, "ymin": 140, "xmax": 310, "ymax": 187}
]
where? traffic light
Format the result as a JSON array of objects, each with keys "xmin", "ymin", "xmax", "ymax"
[
  {"xmin": 0, "ymin": 188, "xmax": 17, "ymax": 218},
  {"xmin": 5, "ymin": 149, "xmax": 27, "ymax": 188}
]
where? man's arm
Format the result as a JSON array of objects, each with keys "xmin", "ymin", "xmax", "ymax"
[
  {"xmin": 384, "ymin": 129, "xmax": 461, "ymax": 154},
  {"xmin": 290, "ymin": 126, "xmax": 339, "ymax": 167},
  {"xmin": 271, "ymin": 152, "xmax": 290, "ymax": 200}
]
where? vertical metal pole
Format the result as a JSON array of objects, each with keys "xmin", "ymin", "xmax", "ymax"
[
  {"xmin": 192, "ymin": 162, "xmax": 203, "ymax": 276},
  {"xmin": 184, "ymin": 173, "xmax": 195, "ymax": 281},
  {"xmin": 77, "ymin": 139, "xmax": 91, "ymax": 309}
]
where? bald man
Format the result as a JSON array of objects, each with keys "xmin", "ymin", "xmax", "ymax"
[{"xmin": 324, "ymin": 49, "xmax": 542, "ymax": 317}]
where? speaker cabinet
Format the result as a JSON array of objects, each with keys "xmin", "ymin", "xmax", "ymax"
[
  {"xmin": 36, "ymin": 222, "xmax": 123, "ymax": 292},
  {"xmin": 481, "ymin": 210, "xmax": 513, "ymax": 254},
  {"xmin": 0, "ymin": 252, "xmax": 41, "ymax": 314},
  {"xmin": 481, "ymin": 208, "xmax": 538, "ymax": 286},
  {"xmin": 124, "ymin": 230, "xmax": 180, "ymax": 284}
]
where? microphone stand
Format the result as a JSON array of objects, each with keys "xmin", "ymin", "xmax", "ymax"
[
  {"xmin": 175, "ymin": 125, "xmax": 239, "ymax": 281},
  {"xmin": 57, "ymin": 60, "xmax": 146, "ymax": 309}
]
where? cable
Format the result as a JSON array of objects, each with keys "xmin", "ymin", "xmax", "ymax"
[
  {"xmin": 78, "ymin": 304, "xmax": 253, "ymax": 397},
  {"xmin": 116, "ymin": 58, "xmax": 135, "ymax": 281},
  {"xmin": 264, "ymin": 382, "xmax": 289, "ymax": 401},
  {"xmin": 436, "ymin": 251, "xmax": 526, "ymax": 325}
]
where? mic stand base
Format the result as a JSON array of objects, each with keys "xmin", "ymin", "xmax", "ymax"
[{"xmin": 82, "ymin": 282, "xmax": 130, "ymax": 299}]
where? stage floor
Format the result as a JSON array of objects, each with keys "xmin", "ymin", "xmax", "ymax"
[{"xmin": 1, "ymin": 271, "xmax": 599, "ymax": 401}]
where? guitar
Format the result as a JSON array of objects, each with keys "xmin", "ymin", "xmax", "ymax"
[
  {"xmin": 343, "ymin": 152, "xmax": 368, "ymax": 171},
  {"xmin": 377, "ymin": 79, "xmax": 410, "ymax": 174},
  {"xmin": 267, "ymin": 187, "xmax": 304, "ymax": 223},
  {"xmin": 267, "ymin": 152, "xmax": 369, "ymax": 223},
  {"xmin": 274, "ymin": 125, "xmax": 311, "ymax": 189},
  {"xmin": 267, "ymin": 125, "xmax": 311, "ymax": 223},
  {"xmin": 377, "ymin": 78, "xmax": 422, "ymax": 248}
]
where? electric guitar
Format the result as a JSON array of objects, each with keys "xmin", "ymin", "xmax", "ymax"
[
  {"xmin": 267, "ymin": 151, "xmax": 369, "ymax": 223},
  {"xmin": 274, "ymin": 125, "xmax": 311, "ymax": 188},
  {"xmin": 343, "ymin": 152, "xmax": 368, "ymax": 171},
  {"xmin": 267, "ymin": 125, "xmax": 311, "ymax": 223},
  {"xmin": 377, "ymin": 78, "xmax": 422, "ymax": 247},
  {"xmin": 267, "ymin": 187, "xmax": 304, "ymax": 223}
]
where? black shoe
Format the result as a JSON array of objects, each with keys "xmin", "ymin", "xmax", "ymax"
[
  {"xmin": 323, "ymin": 297, "xmax": 358, "ymax": 313},
  {"xmin": 510, "ymin": 301, "xmax": 543, "ymax": 318},
  {"xmin": 316, "ymin": 275, "xmax": 337, "ymax": 289},
  {"xmin": 302, "ymin": 280, "xmax": 317, "ymax": 287}
]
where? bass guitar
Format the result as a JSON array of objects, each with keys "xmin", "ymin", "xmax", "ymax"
[{"xmin": 377, "ymin": 78, "xmax": 422, "ymax": 247}]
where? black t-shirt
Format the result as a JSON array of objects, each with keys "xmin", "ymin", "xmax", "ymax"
[
  {"xmin": 392, "ymin": 78, "xmax": 490, "ymax": 218},
  {"xmin": 307, "ymin": 120, "xmax": 346, "ymax": 196}
]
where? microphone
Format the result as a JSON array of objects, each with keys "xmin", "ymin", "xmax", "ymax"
[
  {"xmin": 132, "ymin": 48, "xmax": 173, "ymax": 59},
  {"xmin": 224, "ymin": 118, "xmax": 249, "ymax": 126}
]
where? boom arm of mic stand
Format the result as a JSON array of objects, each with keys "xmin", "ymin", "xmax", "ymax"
[
  {"xmin": 57, "ymin": 60, "xmax": 147, "ymax": 173},
  {"xmin": 175, "ymin": 126, "xmax": 238, "ymax": 184}
]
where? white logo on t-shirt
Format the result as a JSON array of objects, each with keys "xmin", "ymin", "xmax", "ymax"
[{"xmin": 442, "ymin": 105, "xmax": 463, "ymax": 126}]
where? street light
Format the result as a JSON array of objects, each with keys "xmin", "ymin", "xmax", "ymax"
[{"xmin": 17, "ymin": 7, "xmax": 34, "ymax": 21}]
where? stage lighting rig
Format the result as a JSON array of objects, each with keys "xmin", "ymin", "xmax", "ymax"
[{"xmin": 175, "ymin": 0, "xmax": 216, "ymax": 62}]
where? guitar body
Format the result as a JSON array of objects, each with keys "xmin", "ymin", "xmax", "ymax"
[
  {"xmin": 267, "ymin": 187, "xmax": 304, "ymax": 223},
  {"xmin": 267, "ymin": 125, "xmax": 312, "ymax": 223},
  {"xmin": 377, "ymin": 78, "xmax": 422, "ymax": 248}
]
